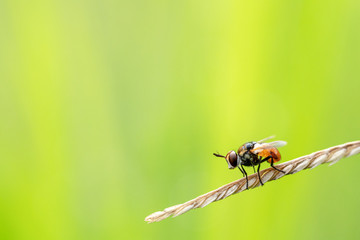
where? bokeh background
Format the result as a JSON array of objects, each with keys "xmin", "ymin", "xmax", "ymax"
[{"xmin": 1, "ymin": 0, "xmax": 360, "ymax": 239}]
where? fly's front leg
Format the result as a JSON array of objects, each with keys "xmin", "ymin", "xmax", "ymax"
[
  {"xmin": 238, "ymin": 165, "xmax": 249, "ymax": 190},
  {"xmin": 238, "ymin": 166, "xmax": 245, "ymax": 178}
]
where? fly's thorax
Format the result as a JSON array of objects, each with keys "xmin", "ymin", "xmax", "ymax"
[
  {"xmin": 239, "ymin": 150, "xmax": 259, "ymax": 166},
  {"xmin": 237, "ymin": 141, "xmax": 256, "ymax": 155}
]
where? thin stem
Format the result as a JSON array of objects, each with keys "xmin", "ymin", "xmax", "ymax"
[{"xmin": 145, "ymin": 140, "xmax": 360, "ymax": 223}]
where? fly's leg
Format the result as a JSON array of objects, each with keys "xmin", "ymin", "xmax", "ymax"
[
  {"xmin": 238, "ymin": 165, "xmax": 249, "ymax": 189},
  {"xmin": 241, "ymin": 165, "xmax": 249, "ymax": 190},
  {"xmin": 260, "ymin": 156, "xmax": 269, "ymax": 163},
  {"xmin": 270, "ymin": 158, "xmax": 286, "ymax": 174},
  {"xmin": 252, "ymin": 165, "xmax": 256, "ymax": 174},
  {"xmin": 257, "ymin": 163, "xmax": 264, "ymax": 186},
  {"xmin": 251, "ymin": 162, "xmax": 263, "ymax": 186},
  {"xmin": 237, "ymin": 166, "xmax": 245, "ymax": 177},
  {"xmin": 261, "ymin": 156, "xmax": 286, "ymax": 174}
]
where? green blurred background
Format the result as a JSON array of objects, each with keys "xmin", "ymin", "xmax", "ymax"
[{"xmin": 1, "ymin": 0, "xmax": 360, "ymax": 239}]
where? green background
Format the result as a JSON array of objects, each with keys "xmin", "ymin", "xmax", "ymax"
[{"xmin": 1, "ymin": 0, "xmax": 360, "ymax": 239}]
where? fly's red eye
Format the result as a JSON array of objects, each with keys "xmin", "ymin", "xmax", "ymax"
[{"xmin": 228, "ymin": 151, "xmax": 238, "ymax": 167}]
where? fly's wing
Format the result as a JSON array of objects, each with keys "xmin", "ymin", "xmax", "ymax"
[
  {"xmin": 267, "ymin": 140, "xmax": 287, "ymax": 148},
  {"xmin": 257, "ymin": 136, "xmax": 275, "ymax": 143},
  {"xmin": 251, "ymin": 141, "xmax": 287, "ymax": 154}
]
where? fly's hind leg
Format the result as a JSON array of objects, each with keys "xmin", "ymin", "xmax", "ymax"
[
  {"xmin": 261, "ymin": 156, "xmax": 286, "ymax": 174},
  {"xmin": 270, "ymin": 158, "xmax": 285, "ymax": 174}
]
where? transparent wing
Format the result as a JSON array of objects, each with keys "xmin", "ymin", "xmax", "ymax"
[
  {"xmin": 257, "ymin": 136, "xmax": 275, "ymax": 143},
  {"xmin": 266, "ymin": 140, "xmax": 287, "ymax": 148}
]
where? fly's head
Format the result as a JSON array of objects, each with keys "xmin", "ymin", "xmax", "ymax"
[{"xmin": 213, "ymin": 150, "xmax": 239, "ymax": 169}]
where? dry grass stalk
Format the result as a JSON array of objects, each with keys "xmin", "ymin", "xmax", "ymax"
[{"xmin": 145, "ymin": 141, "xmax": 360, "ymax": 223}]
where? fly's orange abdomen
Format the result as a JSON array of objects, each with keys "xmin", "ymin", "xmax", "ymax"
[
  {"xmin": 258, "ymin": 148, "xmax": 281, "ymax": 163},
  {"xmin": 268, "ymin": 148, "xmax": 281, "ymax": 163}
]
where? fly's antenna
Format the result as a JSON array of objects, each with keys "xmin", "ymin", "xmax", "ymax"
[
  {"xmin": 258, "ymin": 135, "xmax": 275, "ymax": 143},
  {"xmin": 213, "ymin": 152, "xmax": 225, "ymax": 158}
]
